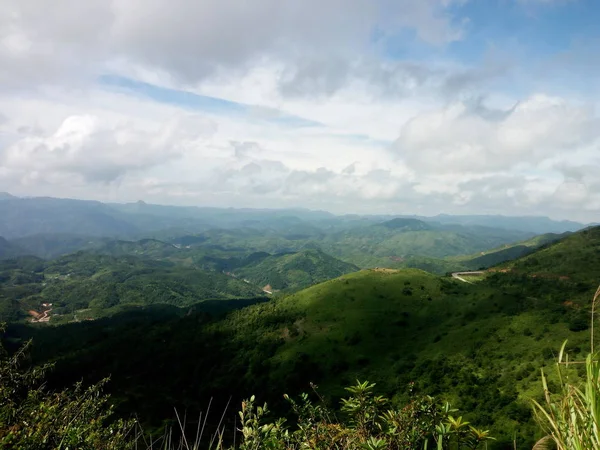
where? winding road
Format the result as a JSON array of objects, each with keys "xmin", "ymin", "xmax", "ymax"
[
  {"xmin": 451, "ymin": 271, "xmax": 485, "ymax": 284},
  {"xmin": 38, "ymin": 308, "xmax": 52, "ymax": 322},
  {"xmin": 30, "ymin": 307, "xmax": 52, "ymax": 323}
]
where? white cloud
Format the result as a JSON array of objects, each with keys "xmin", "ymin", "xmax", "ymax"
[
  {"xmin": 395, "ymin": 95, "xmax": 600, "ymax": 174},
  {"xmin": 1, "ymin": 0, "xmax": 465, "ymax": 90},
  {"xmin": 2, "ymin": 109, "xmax": 215, "ymax": 183},
  {"xmin": 1, "ymin": 0, "xmax": 600, "ymax": 222}
]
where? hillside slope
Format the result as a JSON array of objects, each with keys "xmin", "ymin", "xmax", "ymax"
[
  {"xmin": 455, "ymin": 232, "xmax": 569, "ymax": 270},
  {"xmin": 500, "ymin": 226, "xmax": 600, "ymax": 282},
  {"xmin": 7, "ymin": 227, "xmax": 600, "ymax": 449},
  {"xmin": 233, "ymin": 249, "xmax": 360, "ymax": 290}
]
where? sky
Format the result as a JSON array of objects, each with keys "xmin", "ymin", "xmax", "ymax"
[{"xmin": 1, "ymin": 0, "xmax": 600, "ymax": 221}]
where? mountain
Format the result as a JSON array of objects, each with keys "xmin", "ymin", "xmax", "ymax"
[
  {"xmin": 10, "ymin": 234, "xmax": 109, "ymax": 259},
  {"xmin": 430, "ymin": 214, "xmax": 586, "ymax": 234},
  {"xmin": 0, "ymin": 196, "xmax": 139, "ymax": 239},
  {"xmin": 379, "ymin": 218, "xmax": 432, "ymax": 231},
  {"xmin": 232, "ymin": 249, "xmax": 360, "ymax": 291},
  {"xmin": 2, "ymin": 192, "xmax": 587, "ymax": 240},
  {"xmin": 110, "ymin": 201, "xmax": 333, "ymax": 233},
  {"xmin": 0, "ymin": 237, "xmax": 25, "ymax": 260},
  {"xmin": 318, "ymin": 223, "xmax": 534, "ymax": 266}
]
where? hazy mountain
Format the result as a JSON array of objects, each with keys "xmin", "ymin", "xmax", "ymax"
[
  {"xmin": 0, "ymin": 194, "xmax": 588, "ymax": 241},
  {"xmin": 0, "ymin": 236, "xmax": 25, "ymax": 259},
  {"xmin": 429, "ymin": 214, "xmax": 586, "ymax": 234},
  {"xmin": 0, "ymin": 196, "xmax": 139, "ymax": 239}
]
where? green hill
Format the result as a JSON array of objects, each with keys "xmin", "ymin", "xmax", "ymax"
[
  {"xmin": 454, "ymin": 232, "xmax": 569, "ymax": 270},
  {"xmin": 232, "ymin": 249, "xmax": 360, "ymax": 291},
  {"xmin": 0, "ymin": 252, "xmax": 265, "ymax": 323},
  {"xmin": 500, "ymin": 226, "xmax": 600, "ymax": 283},
  {"xmin": 94, "ymin": 238, "xmax": 180, "ymax": 259}
]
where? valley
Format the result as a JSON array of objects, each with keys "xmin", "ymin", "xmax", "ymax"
[{"xmin": 0, "ymin": 194, "xmax": 598, "ymax": 449}]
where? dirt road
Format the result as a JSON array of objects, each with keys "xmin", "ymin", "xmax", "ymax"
[{"xmin": 451, "ymin": 271, "xmax": 485, "ymax": 284}]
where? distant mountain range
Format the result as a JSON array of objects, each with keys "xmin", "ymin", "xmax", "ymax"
[{"xmin": 0, "ymin": 193, "xmax": 590, "ymax": 239}]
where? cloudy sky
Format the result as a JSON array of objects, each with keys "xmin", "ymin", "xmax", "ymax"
[{"xmin": 1, "ymin": 0, "xmax": 599, "ymax": 220}]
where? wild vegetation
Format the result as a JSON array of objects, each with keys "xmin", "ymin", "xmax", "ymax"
[
  {"xmin": 0, "ymin": 325, "xmax": 133, "ymax": 449},
  {"xmin": 1, "ymin": 195, "xmax": 599, "ymax": 449},
  {"xmin": 0, "ymin": 336, "xmax": 495, "ymax": 450}
]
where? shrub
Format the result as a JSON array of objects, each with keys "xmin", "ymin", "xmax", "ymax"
[
  {"xmin": 0, "ymin": 326, "xmax": 133, "ymax": 449},
  {"xmin": 236, "ymin": 381, "xmax": 494, "ymax": 450}
]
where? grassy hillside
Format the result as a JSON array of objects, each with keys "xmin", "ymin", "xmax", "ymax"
[
  {"xmin": 454, "ymin": 232, "xmax": 568, "ymax": 270},
  {"xmin": 430, "ymin": 214, "xmax": 586, "ymax": 234},
  {"xmin": 315, "ymin": 222, "xmax": 534, "ymax": 267},
  {"xmin": 233, "ymin": 249, "xmax": 360, "ymax": 291},
  {"xmin": 501, "ymin": 226, "xmax": 600, "ymax": 282}
]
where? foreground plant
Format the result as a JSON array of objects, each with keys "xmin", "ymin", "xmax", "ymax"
[
  {"xmin": 532, "ymin": 343, "xmax": 600, "ymax": 450},
  {"xmin": 532, "ymin": 285, "xmax": 600, "ymax": 450},
  {"xmin": 0, "ymin": 326, "xmax": 134, "ymax": 449},
  {"xmin": 237, "ymin": 380, "xmax": 493, "ymax": 450}
]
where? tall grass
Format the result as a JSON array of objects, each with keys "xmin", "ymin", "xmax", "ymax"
[{"xmin": 532, "ymin": 285, "xmax": 600, "ymax": 450}]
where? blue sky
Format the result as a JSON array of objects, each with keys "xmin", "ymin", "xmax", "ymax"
[
  {"xmin": 1, "ymin": 0, "xmax": 600, "ymax": 220},
  {"xmin": 100, "ymin": 75, "xmax": 324, "ymax": 129}
]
